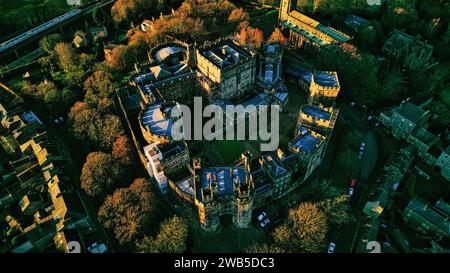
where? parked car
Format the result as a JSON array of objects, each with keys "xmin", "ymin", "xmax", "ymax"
[
  {"xmin": 367, "ymin": 115, "xmax": 373, "ymax": 121},
  {"xmin": 350, "ymin": 101, "xmax": 356, "ymax": 107},
  {"xmin": 358, "ymin": 151, "xmax": 364, "ymax": 160},
  {"xmin": 374, "ymin": 122, "xmax": 380, "ymax": 127},
  {"xmin": 360, "ymin": 142, "xmax": 366, "ymax": 151},
  {"xmin": 348, "ymin": 187, "xmax": 354, "ymax": 196},
  {"xmin": 257, "ymin": 212, "xmax": 267, "ymax": 222},
  {"xmin": 350, "ymin": 179, "xmax": 357, "ymax": 188},
  {"xmin": 260, "ymin": 218, "xmax": 270, "ymax": 228},
  {"xmin": 327, "ymin": 242, "xmax": 336, "ymax": 253}
]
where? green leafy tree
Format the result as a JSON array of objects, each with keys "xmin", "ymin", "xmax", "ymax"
[
  {"xmin": 54, "ymin": 42, "xmax": 79, "ymax": 73},
  {"xmin": 83, "ymin": 70, "xmax": 116, "ymax": 106},
  {"xmin": 245, "ymin": 243, "xmax": 285, "ymax": 253},
  {"xmin": 43, "ymin": 87, "xmax": 79, "ymax": 115},
  {"xmin": 273, "ymin": 202, "xmax": 328, "ymax": 253},
  {"xmin": 317, "ymin": 195, "xmax": 354, "ymax": 227},
  {"xmin": 39, "ymin": 34, "xmax": 63, "ymax": 54}
]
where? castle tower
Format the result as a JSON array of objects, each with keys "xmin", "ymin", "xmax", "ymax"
[
  {"xmin": 308, "ymin": 71, "xmax": 340, "ymax": 107},
  {"xmin": 232, "ymin": 152, "xmax": 254, "ymax": 228},
  {"xmin": 232, "ymin": 175, "xmax": 254, "ymax": 228},
  {"xmin": 193, "ymin": 158, "xmax": 220, "ymax": 232}
]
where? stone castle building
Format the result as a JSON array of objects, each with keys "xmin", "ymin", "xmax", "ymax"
[
  {"xmin": 279, "ymin": 0, "xmax": 351, "ymax": 52},
  {"xmin": 196, "ymin": 39, "xmax": 257, "ymax": 100},
  {"xmin": 129, "ymin": 33, "xmax": 341, "ymax": 231},
  {"xmin": 192, "ymin": 153, "xmax": 254, "ymax": 232},
  {"xmin": 143, "ymin": 141, "xmax": 190, "ymax": 194},
  {"xmin": 257, "ymin": 43, "xmax": 284, "ymax": 92},
  {"xmin": 289, "ymin": 70, "xmax": 341, "ymax": 180}
]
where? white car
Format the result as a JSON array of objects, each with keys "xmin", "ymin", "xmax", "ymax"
[
  {"xmin": 327, "ymin": 242, "xmax": 336, "ymax": 253},
  {"xmin": 260, "ymin": 218, "xmax": 270, "ymax": 228},
  {"xmin": 350, "ymin": 102, "xmax": 356, "ymax": 107},
  {"xmin": 360, "ymin": 143, "xmax": 366, "ymax": 151},
  {"xmin": 348, "ymin": 188, "xmax": 354, "ymax": 197},
  {"xmin": 358, "ymin": 151, "xmax": 364, "ymax": 160},
  {"xmin": 367, "ymin": 115, "xmax": 373, "ymax": 121},
  {"xmin": 257, "ymin": 212, "xmax": 267, "ymax": 222}
]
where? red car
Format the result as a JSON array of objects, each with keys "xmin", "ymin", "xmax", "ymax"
[{"xmin": 350, "ymin": 179, "xmax": 357, "ymax": 188}]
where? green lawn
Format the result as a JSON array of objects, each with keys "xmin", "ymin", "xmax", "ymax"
[
  {"xmin": 213, "ymin": 140, "xmax": 245, "ymax": 164},
  {"xmin": 251, "ymin": 9, "xmax": 279, "ymax": 36},
  {"xmin": 278, "ymin": 82, "xmax": 307, "ymax": 149}
]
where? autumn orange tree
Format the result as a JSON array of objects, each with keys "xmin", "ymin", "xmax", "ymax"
[
  {"xmin": 107, "ymin": 44, "xmax": 146, "ymax": 71},
  {"xmin": 268, "ymin": 28, "xmax": 287, "ymax": 45},
  {"xmin": 228, "ymin": 8, "xmax": 249, "ymax": 22},
  {"xmin": 112, "ymin": 135, "xmax": 135, "ymax": 166},
  {"xmin": 111, "ymin": 0, "xmax": 149, "ymax": 23},
  {"xmin": 98, "ymin": 178, "xmax": 162, "ymax": 246},
  {"xmin": 239, "ymin": 25, "xmax": 264, "ymax": 49},
  {"xmin": 80, "ymin": 151, "xmax": 123, "ymax": 198}
]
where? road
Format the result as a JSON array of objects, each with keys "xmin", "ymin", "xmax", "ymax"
[
  {"xmin": 0, "ymin": 0, "xmax": 115, "ymax": 58},
  {"xmin": 336, "ymin": 103, "xmax": 383, "ymax": 252}
]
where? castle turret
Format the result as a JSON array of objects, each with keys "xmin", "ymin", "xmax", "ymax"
[
  {"xmin": 233, "ymin": 152, "xmax": 254, "ymax": 228},
  {"xmin": 193, "ymin": 158, "xmax": 220, "ymax": 232}
]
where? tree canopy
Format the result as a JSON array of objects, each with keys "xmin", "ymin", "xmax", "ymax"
[
  {"xmin": 80, "ymin": 151, "xmax": 123, "ymax": 198},
  {"xmin": 68, "ymin": 101, "xmax": 125, "ymax": 149},
  {"xmin": 54, "ymin": 42, "xmax": 79, "ymax": 73},
  {"xmin": 98, "ymin": 178, "xmax": 162, "ymax": 246},
  {"xmin": 83, "ymin": 70, "xmax": 116, "ymax": 106},
  {"xmin": 273, "ymin": 202, "xmax": 328, "ymax": 253},
  {"xmin": 137, "ymin": 215, "xmax": 189, "ymax": 253}
]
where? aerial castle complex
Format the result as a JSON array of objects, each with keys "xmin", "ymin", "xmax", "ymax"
[{"xmin": 122, "ymin": 0, "xmax": 345, "ymax": 232}]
